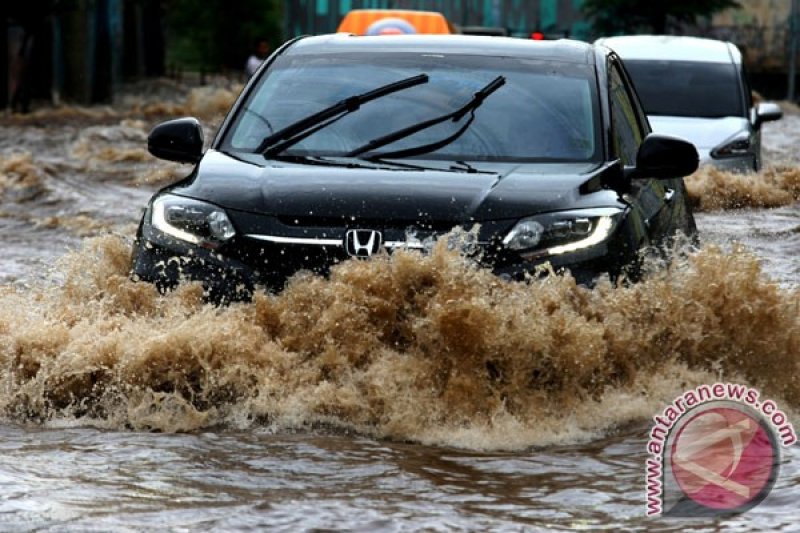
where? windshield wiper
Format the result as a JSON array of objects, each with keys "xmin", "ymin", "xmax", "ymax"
[
  {"xmin": 257, "ymin": 73, "xmax": 429, "ymax": 157},
  {"xmin": 346, "ymin": 76, "xmax": 505, "ymax": 159}
]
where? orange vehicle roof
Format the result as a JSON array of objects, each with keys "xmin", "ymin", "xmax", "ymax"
[{"xmin": 337, "ymin": 9, "xmax": 453, "ymax": 35}]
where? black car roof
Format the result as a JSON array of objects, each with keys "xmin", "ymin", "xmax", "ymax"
[{"xmin": 285, "ymin": 34, "xmax": 597, "ymax": 65}]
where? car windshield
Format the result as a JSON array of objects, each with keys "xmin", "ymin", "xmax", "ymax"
[
  {"xmin": 223, "ymin": 52, "xmax": 601, "ymax": 163},
  {"xmin": 623, "ymin": 59, "xmax": 745, "ymax": 119}
]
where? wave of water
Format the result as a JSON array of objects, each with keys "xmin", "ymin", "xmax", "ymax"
[
  {"xmin": 0, "ymin": 236, "xmax": 796, "ymax": 451},
  {"xmin": 686, "ymin": 165, "xmax": 800, "ymax": 210}
]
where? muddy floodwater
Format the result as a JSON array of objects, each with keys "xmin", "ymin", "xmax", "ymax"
[{"xmin": 0, "ymin": 84, "xmax": 798, "ymax": 531}]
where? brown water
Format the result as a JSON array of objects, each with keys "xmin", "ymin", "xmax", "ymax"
[{"xmin": 0, "ymin": 87, "xmax": 798, "ymax": 530}]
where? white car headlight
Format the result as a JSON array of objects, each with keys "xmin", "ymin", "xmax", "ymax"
[
  {"xmin": 710, "ymin": 132, "xmax": 751, "ymax": 159},
  {"xmin": 503, "ymin": 208, "xmax": 621, "ymax": 258},
  {"xmin": 151, "ymin": 194, "xmax": 236, "ymax": 247}
]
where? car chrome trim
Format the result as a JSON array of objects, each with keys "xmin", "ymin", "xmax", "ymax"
[
  {"xmin": 244, "ymin": 233, "xmax": 429, "ymax": 250},
  {"xmin": 384, "ymin": 241, "xmax": 426, "ymax": 249},
  {"xmin": 245, "ymin": 234, "xmax": 343, "ymax": 246}
]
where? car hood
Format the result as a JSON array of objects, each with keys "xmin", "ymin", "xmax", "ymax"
[
  {"xmin": 172, "ymin": 150, "xmax": 622, "ymax": 224},
  {"xmin": 648, "ymin": 115, "xmax": 749, "ymax": 150}
]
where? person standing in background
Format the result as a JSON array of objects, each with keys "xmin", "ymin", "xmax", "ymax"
[{"xmin": 245, "ymin": 39, "xmax": 270, "ymax": 77}]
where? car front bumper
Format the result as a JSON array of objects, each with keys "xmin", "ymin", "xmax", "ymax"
[{"xmin": 131, "ymin": 227, "xmax": 632, "ymax": 302}]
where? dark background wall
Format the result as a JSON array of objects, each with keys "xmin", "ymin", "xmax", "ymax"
[
  {"xmin": 6, "ymin": 0, "xmax": 165, "ymax": 108},
  {"xmin": 5, "ymin": 0, "xmax": 800, "ymax": 109}
]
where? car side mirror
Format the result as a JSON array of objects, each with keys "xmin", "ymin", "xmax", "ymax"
[
  {"xmin": 633, "ymin": 133, "xmax": 698, "ymax": 179},
  {"xmin": 753, "ymin": 102, "xmax": 782, "ymax": 128},
  {"xmin": 148, "ymin": 117, "xmax": 204, "ymax": 163}
]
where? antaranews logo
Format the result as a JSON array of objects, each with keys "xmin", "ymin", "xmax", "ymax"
[{"xmin": 645, "ymin": 383, "xmax": 796, "ymax": 517}]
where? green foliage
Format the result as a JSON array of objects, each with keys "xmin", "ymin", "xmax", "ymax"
[
  {"xmin": 164, "ymin": 0, "xmax": 282, "ymax": 72},
  {"xmin": 583, "ymin": 0, "xmax": 741, "ymax": 36}
]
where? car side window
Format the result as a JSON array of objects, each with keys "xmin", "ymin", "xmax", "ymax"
[{"xmin": 609, "ymin": 62, "xmax": 643, "ymax": 165}]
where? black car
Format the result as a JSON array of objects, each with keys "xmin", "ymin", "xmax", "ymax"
[{"xmin": 133, "ymin": 35, "xmax": 698, "ymax": 302}]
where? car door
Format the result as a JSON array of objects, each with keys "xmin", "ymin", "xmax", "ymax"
[{"xmin": 608, "ymin": 58, "xmax": 676, "ymax": 247}]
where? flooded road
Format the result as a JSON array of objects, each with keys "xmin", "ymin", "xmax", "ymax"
[
  {"xmin": 2, "ymin": 427, "xmax": 797, "ymax": 531},
  {"xmin": 0, "ymin": 86, "xmax": 798, "ymax": 531}
]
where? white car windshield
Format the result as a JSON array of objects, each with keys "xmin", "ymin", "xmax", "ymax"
[{"xmin": 624, "ymin": 60, "xmax": 745, "ymax": 119}]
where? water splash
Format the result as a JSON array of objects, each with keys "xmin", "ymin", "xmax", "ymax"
[
  {"xmin": 0, "ymin": 236, "xmax": 796, "ymax": 450},
  {"xmin": 686, "ymin": 165, "xmax": 800, "ymax": 211}
]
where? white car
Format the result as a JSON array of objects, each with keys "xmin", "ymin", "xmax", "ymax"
[{"xmin": 596, "ymin": 35, "xmax": 782, "ymax": 172}]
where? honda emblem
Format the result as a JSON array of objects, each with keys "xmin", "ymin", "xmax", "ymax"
[{"xmin": 344, "ymin": 229, "xmax": 383, "ymax": 257}]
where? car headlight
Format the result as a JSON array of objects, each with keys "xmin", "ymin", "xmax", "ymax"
[
  {"xmin": 151, "ymin": 194, "xmax": 236, "ymax": 248},
  {"xmin": 503, "ymin": 208, "xmax": 621, "ymax": 259},
  {"xmin": 710, "ymin": 132, "xmax": 752, "ymax": 159}
]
